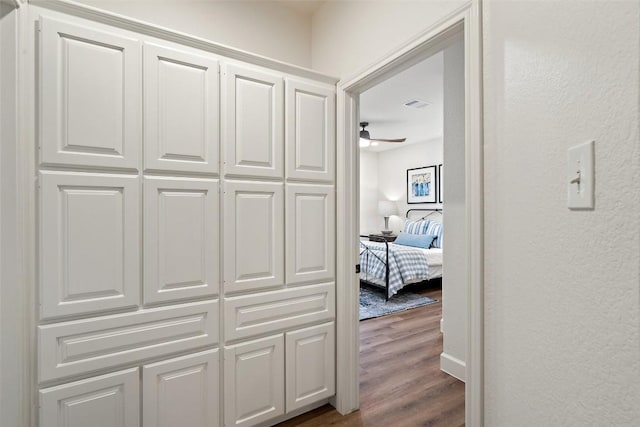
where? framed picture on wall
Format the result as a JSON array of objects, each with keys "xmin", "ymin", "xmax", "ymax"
[
  {"xmin": 407, "ymin": 165, "xmax": 437, "ymax": 204},
  {"xmin": 438, "ymin": 164, "xmax": 443, "ymax": 203}
]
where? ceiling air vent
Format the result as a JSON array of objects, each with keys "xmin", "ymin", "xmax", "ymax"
[{"xmin": 403, "ymin": 99, "xmax": 430, "ymax": 109}]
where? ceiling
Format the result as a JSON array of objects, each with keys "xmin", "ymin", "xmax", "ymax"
[
  {"xmin": 276, "ymin": 0, "xmax": 325, "ymax": 18},
  {"xmin": 360, "ymin": 51, "xmax": 443, "ymax": 152}
]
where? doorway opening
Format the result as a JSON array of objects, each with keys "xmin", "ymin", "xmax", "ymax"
[
  {"xmin": 334, "ymin": 5, "xmax": 483, "ymax": 426},
  {"xmin": 354, "ymin": 35, "xmax": 465, "ymax": 425}
]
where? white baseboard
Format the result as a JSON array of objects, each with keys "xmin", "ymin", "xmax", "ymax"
[{"xmin": 440, "ymin": 352, "xmax": 466, "ymax": 382}]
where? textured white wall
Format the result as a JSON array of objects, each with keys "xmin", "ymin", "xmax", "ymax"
[
  {"xmin": 311, "ymin": 0, "xmax": 467, "ymax": 78},
  {"xmin": 359, "ymin": 150, "xmax": 379, "ymax": 235},
  {"xmin": 73, "ymin": 0, "xmax": 313, "ymax": 67},
  {"xmin": 441, "ymin": 37, "xmax": 466, "ymax": 379},
  {"xmin": 484, "ymin": 1, "xmax": 640, "ymax": 425},
  {"xmin": 376, "ymin": 139, "xmax": 443, "ymax": 233}
]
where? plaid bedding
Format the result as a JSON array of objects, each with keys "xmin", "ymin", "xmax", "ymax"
[{"xmin": 359, "ymin": 240, "xmax": 431, "ymax": 298}]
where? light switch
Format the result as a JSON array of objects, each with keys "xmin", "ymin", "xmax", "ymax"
[{"xmin": 567, "ymin": 140, "xmax": 594, "ymax": 209}]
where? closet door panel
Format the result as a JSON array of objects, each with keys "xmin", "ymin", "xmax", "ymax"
[
  {"xmin": 224, "ymin": 181, "xmax": 284, "ymax": 294},
  {"xmin": 223, "ymin": 64, "xmax": 283, "ymax": 178},
  {"xmin": 144, "ymin": 177, "xmax": 219, "ymax": 305},
  {"xmin": 144, "ymin": 43, "xmax": 219, "ymax": 174},
  {"xmin": 224, "ymin": 335, "xmax": 284, "ymax": 427},
  {"xmin": 39, "ymin": 16, "xmax": 141, "ymax": 170},
  {"xmin": 286, "ymin": 184, "xmax": 335, "ymax": 285},
  {"xmin": 224, "ymin": 282, "xmax": 334, "ymax": 341},
  {"xmin": 39, "ymin": 368, "xmax": 139, "ymax": 427},
  {"xmin": 285, "ymin": 80, "xmax": 335, "ymax": 182},
  {"xmin": 38, "ymin": 299, "xmax": 218, "ymax": 382},
  {"xmin": 285, "ymin": 323, "xmax": 335, "ymax": 411},
  {"xmin": 143, "ymin": 350, "xmax": 219, "ymax": 427},
  {"xmin": 39, "ymin": 172, "xmax": 140, "ymax": 320}
]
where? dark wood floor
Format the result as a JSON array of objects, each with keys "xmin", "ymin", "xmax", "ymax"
[{"xmin": 278, "ymin": 283, "xmax": 465, "ymax": 427}]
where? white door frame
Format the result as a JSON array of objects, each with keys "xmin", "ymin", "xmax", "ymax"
[
  {"xmin": 334, "ymin": 2, "xmax": 484, "ymax": 425},
  {"xmin": 1, "ymin": 2, "xmax": 31, "ymax": 427}
]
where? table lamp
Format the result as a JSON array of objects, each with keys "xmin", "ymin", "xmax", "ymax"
[{"xmin": 378, "ymin": 200, "xmax": 397, "ymax": 235}]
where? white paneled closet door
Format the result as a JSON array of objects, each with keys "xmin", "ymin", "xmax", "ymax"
[
  {"xmin": 144, "ymin": 43, "xmax": 219, "ymax": 174},
  {"xmin": 285, "ymin": 322, "xmax": 335, "ymax": 412},
  {"xmin": 39, "ymin": 16, "xmax": 141, "ymax": 170},
  {"xmin": 223, "ymin": 181, "xmax": 284, "ymax": 294},
  {"xmin": 224, "ymin": 335, "xmax": 285, "ymax": 427},
  {"xmin": 38, "ymin": 299, "xmax": 218, "ymax": 383},
  {"xmin": 143, "ymin": 350, "xmax": 220, "ymax": 427},
  {"xmin": 223, "ymin": 64, "xmax": 284, "ymax": 178},
  {"xmin": 39, "ymin": 172, "xmax": 140, "ymax": 320},
  {"xmin": 285, "ymin": 184, "xmax": 336, "ymax": 285},
  {"xmin": 39, "ymin": 368, "xmax": 140, "ymax": 427},
  {"xmin": 143, "ymin": 177, "xmax": 219, "ymax": 305},
  {"xmin": 223, "ymin": 283, "xmax": 335, "ymax": 342},
  {"xmin": 285, "ymin": 79, "xmax": 335, "ymax": 182}
]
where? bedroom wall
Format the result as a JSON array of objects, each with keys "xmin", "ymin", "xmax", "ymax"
[
  {"xmin": 72, "ymin": 0, "xmax": 313, "ymax": 67},
  {"xmin": 441, "ymin": 37, "xmax": 466, "ymax": 381},
  {"xmin": 377, "ymin": 139, "xmax": 443, "ymax": 233},
  {"xmin": 359, "ymin": 150, "xmax": 379, "ymax": 235},
  {"xmin": 311, "ymin": 0, "xmax": 468, "ymax": 78},
  {"xmin": 483, "ymin": 1, "xmax": 640, "ymax": 425}
]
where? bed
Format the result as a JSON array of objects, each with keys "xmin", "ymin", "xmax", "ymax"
[{"xmin": 359, "ymin": 209, "xmax": 443, "ymax": 300}]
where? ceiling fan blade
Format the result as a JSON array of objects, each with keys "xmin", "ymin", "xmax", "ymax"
[
  {"xmin": 359, "ymin": 122, "xmax": 405, "ymax": 142},
  {"xmin": 370, "ymin": 137, "xmax": 406, "ymax": 143}
]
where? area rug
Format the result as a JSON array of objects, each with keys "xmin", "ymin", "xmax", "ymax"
[{"xmin": 359, "ymin": 284, "xmax": 438, "ymax": 320}]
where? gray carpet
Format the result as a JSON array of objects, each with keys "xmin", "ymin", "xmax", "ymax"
[{"xmin": 359, "ymin": 283, "xmax": 438, "ymax": 320}]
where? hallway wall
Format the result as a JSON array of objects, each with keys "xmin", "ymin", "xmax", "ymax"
[
  {"xmin": 483, "ymin": 1, "xmax": 640, "ymax": 425},
  {"xmin": 73, "ymin": 0, "xmax": 313, "ymax": 67},
  {"xmin": 311, "ymin": 0, "xmax": 467, "ymax": 78}
]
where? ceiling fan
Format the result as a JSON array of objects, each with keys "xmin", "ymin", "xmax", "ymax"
[{"xmin": 359, "ymin": 122, "xmax": 406, "ymax": 147}]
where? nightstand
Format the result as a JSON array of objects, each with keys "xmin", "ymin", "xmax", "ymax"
[{"xmin": 368, "ymin": 233, "xmax": 397, "ymax": 242}]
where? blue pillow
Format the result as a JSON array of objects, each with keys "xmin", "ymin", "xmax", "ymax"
[
  {"xmin": 394, "ymin": 232, "xmax": 436, "ymax": 249},
  {"xmin": 402, "ymin": 219, "xmax": 430, "ymax": 235}
]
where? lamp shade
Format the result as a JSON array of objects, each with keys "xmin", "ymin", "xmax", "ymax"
[{"xmin": 378, "ymin": 200, "xmax": 397, "ymax": 216}]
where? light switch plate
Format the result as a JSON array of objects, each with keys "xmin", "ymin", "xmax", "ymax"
[{"xmin": 567, "ymin": 140, "xmax": 594, "ymax": 209}]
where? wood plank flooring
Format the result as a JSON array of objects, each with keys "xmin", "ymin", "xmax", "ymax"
[{"xmin": 277, "ymin": 283, "xmax": 465, "ymax": 427}]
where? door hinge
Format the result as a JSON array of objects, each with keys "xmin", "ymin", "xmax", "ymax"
[{"xmin": 355, "ymin": 264, "xmax": 360, "ymax": 274}]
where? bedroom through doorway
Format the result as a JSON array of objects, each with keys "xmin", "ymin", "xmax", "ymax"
[{"xmin": 355, "ymin": 34, "xmax": 466, "ymax": 424}]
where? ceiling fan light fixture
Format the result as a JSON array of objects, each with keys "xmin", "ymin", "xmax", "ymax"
[{"xmin": 359, "ymin": 138, "xmax": 370, "ymax": 148}]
